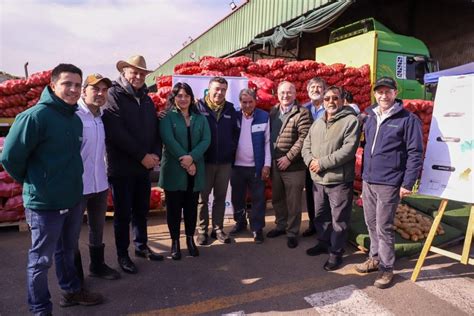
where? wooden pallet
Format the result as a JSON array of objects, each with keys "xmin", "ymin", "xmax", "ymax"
[{"xmin": 0, "ymin": 219, "xmax": 29, "ymax": 232}]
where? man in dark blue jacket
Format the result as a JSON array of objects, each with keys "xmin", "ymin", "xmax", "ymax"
[
  {"xmin": 103, "ymin": 55, "xmax": 163, "ymax": 274},
  {"xmin": 196, "ymin": 77, "xmax": 239, "ymax": 245},
  {"xmin": 356, "ymin": 77, "xmax": 423, "ymax": 289}
]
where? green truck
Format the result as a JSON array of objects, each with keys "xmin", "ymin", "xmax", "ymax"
[{"xmin": 315, "ymin": 18, "xmax": 437, "ymax": 100}]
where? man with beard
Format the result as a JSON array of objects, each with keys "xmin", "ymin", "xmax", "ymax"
[{"xmin": 301, "ymin": 77, "xmax": 327, "ymax": 237}]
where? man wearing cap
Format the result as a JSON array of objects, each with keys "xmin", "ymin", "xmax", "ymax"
[
  {"xmin": 74, "ymin": 74, "xmax": 120, "ymax": 281},
  {"xmin": 355, "ymin": 76, "xmax": 423, "ymax": 288},
  {"xmin": 2, "ymin": 64, "xmax": 103, "ymax": 315},
  {"xmin": 102, "ymin": 55, "xmax": 163, "ymax": 274}
]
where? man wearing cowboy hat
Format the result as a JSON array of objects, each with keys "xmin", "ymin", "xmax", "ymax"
[{"xmin": 102, "ymin": 55, "xmax": 163, "ymax": 274}]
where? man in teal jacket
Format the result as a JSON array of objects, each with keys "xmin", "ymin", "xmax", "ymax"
[{"xmin": 1, "ymin": 64, "xmax": 103, "ymax": 315}]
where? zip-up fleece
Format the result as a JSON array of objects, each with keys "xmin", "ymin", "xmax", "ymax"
[
  {"xmin": 197, "ymin": 98, "xmax": 239, "ymax": 164},
  {"xmin": 102, "ymin": 76, "xmax": 161, "ymax": 177},
  {"xmin": 302, "ymin": 107, "xmax": 361, "ymax": 185},
  {"xmin": 362, "ymin": 100, "xmax": 423, "ymax": 190},
  {"xmin": 1, "ymin": 87, "xmax": 83, "ymax": 210}
]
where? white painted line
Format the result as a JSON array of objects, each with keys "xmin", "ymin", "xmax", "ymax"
[
  {"xmin": 304, "ymin": 284, "xmax": 394, "ymax": 316},
  {"xmin": 398, "ymin": 267, "xmax": 474, "ymax": 315},
  {"xmin": 222, "ymin": 311, "xmax": 246, "ymax": 316}
]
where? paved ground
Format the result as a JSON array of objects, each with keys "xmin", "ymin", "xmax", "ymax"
[{"xmin": 0, "ymin": 209, "xmax": 473, "ymax": 315}]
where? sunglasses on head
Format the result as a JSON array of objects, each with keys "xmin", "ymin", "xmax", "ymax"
[{"xmin": 323, "ymin": 96, "xmax": 339, "ymax": 101}]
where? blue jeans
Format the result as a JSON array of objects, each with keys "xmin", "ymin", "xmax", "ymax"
[
  {"xmin": 230, "ymin": 166, "xmax": 266, "ymax": 232},
  {"xmin": 25, "ymin": 205, "xmax": 83, "ymax": 315},
  {"xmin": 109, "ymin": 175, "xmax": 151, "ymax": 257}
]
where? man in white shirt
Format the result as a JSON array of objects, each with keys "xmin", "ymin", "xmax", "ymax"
[
  {"xmin": 229, "ymin": 89, "xmax": 271, "ymax": 243},
  {"xmin": 75, "ymin": 74, "xmax": 120, "ymax": 281}
]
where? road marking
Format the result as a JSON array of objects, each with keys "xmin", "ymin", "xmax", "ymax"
[
  {"xmin": 304, "ymin": 284, "xmax": 394, "ymax": 316},
  {"xmin": 398, "ymin": 267, "xmax": 474, "ymax": 315},
  {"xmin": 131, "ymin": 267, "xmax": 358, "ymax": 315}
]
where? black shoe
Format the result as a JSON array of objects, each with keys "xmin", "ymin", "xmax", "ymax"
[
  {"xmin": 306, "ymin": 243, "xmax": 328, "ymax": 256},
  {"xmin": 135, "ymin": 246, "xmax": 164, "ymax": 261},
  {"xmin": 287, "ymin": 237, "xmax": 298, "ymax": 248},
  {"xmin": 197, "ymin": 233, "xmax": 208, "ymax": 245},
  {"xmin": 323, "ymin": 255, "xmax": 343, "ymax": 271},
  {"xmin": 118, "ymin": 256, "xmax": 137, "ymax": 274},
  {"xmin": 186, "ymin": 236, "xmax": 199, "ymax": 257},
  {"xmin": 171, "ymin": 239, "xmax": 181, "ymax": 261},
  {"xmin": 229, "ymin": 223, "xmax": 247, "ymax": 235},
  {"xmin": 60, "ymin": 288, "xmax": 104, "ymax": 307},
  {"xmin": 212, "ymin": 230, "xmax": 231, "ymax": 244},
  {"xmin": 266, "ymin": 229, "xmax": 286, "ymax": 238},
  {"xmin": 302, "ymin": 226, "xmax": 316, "ymax": 237},
  {"xmin": 253, "ymin": 230, "xmax": 264, "ymax": 244},
  {"xmin": 89, "ymin": 244, "xmax": 120, "ymax": 280}
]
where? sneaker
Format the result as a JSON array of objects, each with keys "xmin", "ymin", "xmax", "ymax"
[
  {"xmin": 253, "ymin": 230, "xmax": 264, "ymax": 244},
  {"xmin": 229, "ymin": 223, "xmax": 247, "ymax": 235},
  {"xmin": 287, "ymin": 237, "xmax": 298, "ymax": 248},
  {"xmin": 135, "ymin": 246, "xmax": 164, "ymax": 261},
  {"xmin": 266, "ymin": 229, "xmax": 286, "ymax": 238},
  {"xmin": 212, "ymin": 230, "xmax": 231, "ymax": 244},
  {"xmin": 306, "ymin": 243, "xmax": 328, "ymax": 256},
  {"xmin": 374, "ymin": 271, "xmax": 394, "ymax": 289},
  {"xmin": 355, "ymin": 257, "xmax": 379, "ymax": 274},
  {"xmin": 197, "ymin": 233, "xmax": 208, "ymax": 245},
  {"xmin": 302, "ymin": 226, "xmax": 316, "ymax": 237},
  {"xmin": 60, "ymin": 288, "xmax": 104, "ymax": 307},
  {"xmin": 118, "ymin": 256, "xmax": 137, "ymax": 274}
]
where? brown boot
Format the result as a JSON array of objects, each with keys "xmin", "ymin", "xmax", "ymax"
[
  {"xmin": 355, "ymin": 257, "xmax": 379, "ymax": 273},
  {"xmin": 60, "ymin": 288, "xmax": 104, "ymax": 307},
  {"xmin": 374, "ymin": 271, "xmax": 394, "ymax": 289}
]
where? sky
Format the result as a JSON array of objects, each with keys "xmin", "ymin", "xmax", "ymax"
[{"xmin": 0, "ymin": 0, "xmax": 245, "ymax": 79}]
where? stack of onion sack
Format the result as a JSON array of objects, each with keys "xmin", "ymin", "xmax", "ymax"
[
  {"xmin": 151, "ymin": 56, "xmax": 373, "ymax": 115},
  {"xmin": 0, "ymin": 167, "xmax": 24, "ymax": 222},
  {"xmin": 402, "ymin": 99, "xmax": 433, "ymax": 151},
  {"xmin": 106, "ymin": 187, "xmax": 163, "ymax": 212},
  {"xmin": 0, "ymin": 70, "xmax": 52, "ymax": 117}
]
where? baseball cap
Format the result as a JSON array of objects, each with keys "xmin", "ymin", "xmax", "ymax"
[
  {"xmin": 83, "ymin": 73, "xmax": 112, "ymax": 88},
  {"xmin": 373, "ymin": 76, "xmax": 397, "ymax": 90}
]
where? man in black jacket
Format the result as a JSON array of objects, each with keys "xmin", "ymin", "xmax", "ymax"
[{"xmin": 103, "ymin": 55, "xmax": 163, "ymax": 274}]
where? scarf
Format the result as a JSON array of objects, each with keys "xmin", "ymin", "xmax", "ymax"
[{"xmin": 205, "ymin": 95, "xmax": 225, "ymax": 119}]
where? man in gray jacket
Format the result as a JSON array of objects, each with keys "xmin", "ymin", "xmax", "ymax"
[{"xmin": 302, "ymin": 85, "xmax": 361, "ymax": 270}]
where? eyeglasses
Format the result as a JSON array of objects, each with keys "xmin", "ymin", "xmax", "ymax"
[{"xmin": 323, "ymin": 96, "xmax": 339, "ymax": 101}]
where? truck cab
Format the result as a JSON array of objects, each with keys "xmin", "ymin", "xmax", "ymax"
[{"xmin": 316, "ymin": 18, "xmax": 437, "ymax": 100}]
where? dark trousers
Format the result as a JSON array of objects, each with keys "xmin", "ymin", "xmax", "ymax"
[
  {"xmin": 362, "ymin": 181, "xmax": 400, "ymax": 271},
  {"xmin": 305, "ymin": 169, "xmax": 315, "ymax": 227},
  {"xmin": 109, "ymin": 174, "xmax": 151, "ymax": 257},
  {"xmin": 313, "ymin": 182, "xmax": 353, "ymax": 256},
  {"xmin": 165, "ymin": 190, "xmax": 199, "ymax": 240},
  {"xmin": 230, "ymin": 166, "xmax": 266, "ymax": 232},
  {"xmin": 79, "ymin": 190, "xmax": 108, "ymax": 247}
]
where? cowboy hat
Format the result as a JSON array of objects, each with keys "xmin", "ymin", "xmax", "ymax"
[{"xmin": 116, "ymin": 55, "xmax": 153, "ymax": 73}]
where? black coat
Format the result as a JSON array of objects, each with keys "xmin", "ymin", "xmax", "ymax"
[{"xmin": 103, "ymin": 78, "xmax": 161, "ymax": 177}]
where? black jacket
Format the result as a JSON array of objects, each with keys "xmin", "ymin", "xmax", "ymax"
[{"xmin": 103, "ymin": 76, "xmax": 161, "ymax": 177}]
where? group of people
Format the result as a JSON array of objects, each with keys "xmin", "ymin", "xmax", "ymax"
[{"xmin": 1, "ymin": 54, "xmax": 423, "ymax": 315}]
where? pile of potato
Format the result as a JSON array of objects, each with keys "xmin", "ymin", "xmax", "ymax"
[{"xmin": 393, "ymin": 204, "xmax": 445, "ymax": 242}]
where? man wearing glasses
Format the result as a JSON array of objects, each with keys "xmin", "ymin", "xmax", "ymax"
[{"xmin": 302, "ymin": 85, "xmax": 361, "ymax": 271}]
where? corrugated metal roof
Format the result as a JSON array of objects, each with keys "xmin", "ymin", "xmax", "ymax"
[{"xmin": 146, "ymin": 0, "xmax": 331, "ymax": 85}]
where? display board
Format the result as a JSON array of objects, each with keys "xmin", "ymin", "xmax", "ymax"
[{"xmin": 418, "ymin": 75, "xmax": 474, "ymax": 203}]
